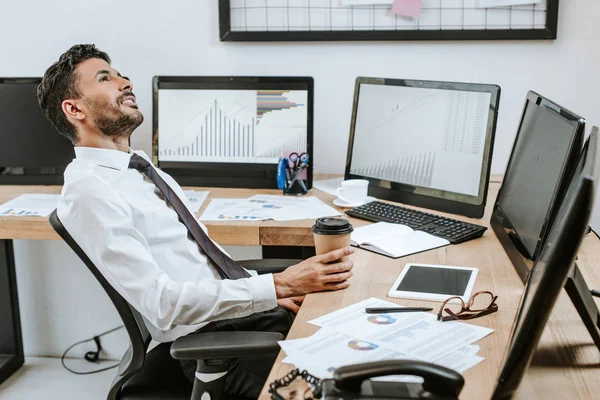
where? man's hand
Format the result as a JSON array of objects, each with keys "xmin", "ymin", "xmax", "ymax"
[
  {"xmin": 273, "ymin": 247, "xmax": 355, "ymax": 298},
  {"xmin": 277, "ymin": 296, "xmax": 305, "ymax": 314}
]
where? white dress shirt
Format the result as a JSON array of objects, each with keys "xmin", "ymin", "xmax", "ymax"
[{"xmin": 58, "ymin": 147, "xmax": 277, "ymax": 342}]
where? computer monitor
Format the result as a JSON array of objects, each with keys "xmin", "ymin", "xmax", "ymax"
[
  {"xmin": 345, "ymin": 77, "xmax": 500, "ymax": 218},
  {"xmin": 0, "ymin": 78, "xmax": 74, "ymax": 185},
  {"xmin": 492, "ymin": 128, "xmax": 599, "ymax": 400},
  {"xmin": 491, "ymin": 91, "xmax": 585, "ymax": 270},
  {"xmin": 152, "ymin": 76, "xmax": 313, "ymax": 189}
]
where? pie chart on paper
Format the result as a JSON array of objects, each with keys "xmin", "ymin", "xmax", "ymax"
[
  {"xmin": 347, "ymin": 340, "xmax": 379, "ymax": 351},
  {"xmin": 367, "ymin": 314, "xmax": 397, "ymax": 325}
]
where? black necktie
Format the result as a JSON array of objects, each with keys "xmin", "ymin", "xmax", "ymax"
[{"xmin": 128, "ymin": 154, "xmax": 251, "ymax": 279}]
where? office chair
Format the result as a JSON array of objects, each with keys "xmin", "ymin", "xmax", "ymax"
[{"xmin": 49, "ymin": 210, "xmax": 300, "ymax": 400}]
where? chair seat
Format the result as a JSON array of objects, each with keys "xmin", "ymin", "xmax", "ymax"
[
  {"xmin": 119, "ymin": 343, "xmax": 191, "ymax": 400},
  {"xmin": 119, "ymin": 342, "xmax": 250, "ymax": 400}
]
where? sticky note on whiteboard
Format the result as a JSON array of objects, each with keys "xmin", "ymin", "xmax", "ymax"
[{"xmin": 391, "ymin": 0, "xmax": 423, "ymax": 18}]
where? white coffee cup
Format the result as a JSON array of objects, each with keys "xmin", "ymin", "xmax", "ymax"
[{"xmin": 336, "ymin": 179, "xmax": 369, "ymax": 205}]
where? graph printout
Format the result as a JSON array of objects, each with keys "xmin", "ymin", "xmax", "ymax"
[
  {"xmin": 0, "ymin": 194, "xmax": 60, "ymax": 217},
  {"xmin": 350, "ymin": 84, "xmax": 491, "ymax": 196},
  {"xmin": 158, "ymin": 89, "xmax": 308, "ymax": 164}
]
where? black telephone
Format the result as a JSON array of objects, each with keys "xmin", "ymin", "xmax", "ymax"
[{"xmin": 322, "ymin": 360, "xmax": 464, "ymax": 400}]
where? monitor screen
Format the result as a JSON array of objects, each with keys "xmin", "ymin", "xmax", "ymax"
[
  {"xmin": 345, "ymin": 77, "xmax": 500, "ymax": 218},
  {"xmin": 0, "ymin": 78, "xmax": 74, "ymax": 183},
  {"xmin": 153, "ymin": 76, "xmax": 313, "ymax": 188},
  {"xmin": 493, "ymin": 128, "xmax": 599, "ymax": 399},
  {"xmin": 494, "ymin": 91, "xmax": 584, "ymax": 259},
  {"xmin": 158, "ymin": 88, "xmax": 307, "ymax": 164}
]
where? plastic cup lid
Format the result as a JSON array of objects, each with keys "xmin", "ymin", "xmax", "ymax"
[{"xmin": 312, "ymin": 217, "xmax": 354, "ymax": 235}]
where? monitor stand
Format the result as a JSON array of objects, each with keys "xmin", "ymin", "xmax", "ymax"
[
  {"xmin": 490, "ymin": 213, "xmax": 532, "ymax": 284},
  {"xmin": 492, "ymin": 213, "xmax": 600, "ymax": 351},
  {"xmin": 563, "ymin": 263, "xmax": 600, "ymax": 351}
]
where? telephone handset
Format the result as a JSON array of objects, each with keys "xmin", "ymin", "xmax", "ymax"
[{"xmin": 323, "ymin": 360, "xmax": 464, "ymax": 400}]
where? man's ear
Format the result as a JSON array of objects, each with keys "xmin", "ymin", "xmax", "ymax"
[{"xmin": 61, "ymin": 99, "xmax": 86, "ymax": 122}]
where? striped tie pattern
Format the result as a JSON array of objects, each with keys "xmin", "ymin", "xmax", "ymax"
[{"xmin": 128, "ymin": 154, "xmax": 251, "ymax": 279}]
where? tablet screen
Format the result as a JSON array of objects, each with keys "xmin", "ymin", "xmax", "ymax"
[{"xmin": 396, "ymin": 265, "xmax": 473, "ymax": 296}]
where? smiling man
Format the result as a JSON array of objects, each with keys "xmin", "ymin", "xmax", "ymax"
[{"xmin": 37, "ymin": 44, "xmax": 354, "ymax": 397}]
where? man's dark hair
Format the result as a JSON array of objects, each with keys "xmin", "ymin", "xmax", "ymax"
[{"xmin": 37, "ymin": 44, "xmax": 110, "ymax": 143}]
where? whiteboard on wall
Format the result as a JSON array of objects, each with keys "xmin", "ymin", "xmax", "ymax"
[{"xmin": 219, "ymin": 0, "xmax": 559, "ymax": 41}]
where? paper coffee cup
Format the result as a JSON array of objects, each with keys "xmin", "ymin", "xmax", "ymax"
[{"xmin": 312, "ymin": 217, "xmax": 354, "ymax": 262}]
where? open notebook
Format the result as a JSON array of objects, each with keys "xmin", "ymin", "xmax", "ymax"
[{"xmin": 351, "ymin": 222, "xmax": 450, "ymax": 258}]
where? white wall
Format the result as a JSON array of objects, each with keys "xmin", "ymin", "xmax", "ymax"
[{"xmin": 2, "ymin": 0, "xmax": 600, "ymax": 357}]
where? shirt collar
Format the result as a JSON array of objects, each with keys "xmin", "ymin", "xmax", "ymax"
[{"xmin": 74, "ymin": 147, "xmax": 135, "ymax": 171}]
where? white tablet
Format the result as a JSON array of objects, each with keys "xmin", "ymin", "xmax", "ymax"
[{"xmin": 387, "ymin": 263, "xmax": 479, "ymax": 303}]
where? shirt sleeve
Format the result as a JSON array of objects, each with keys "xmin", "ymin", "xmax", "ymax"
[{"xmin": 58, "ymin": 176, "xmax": 277, "ymax": 331}]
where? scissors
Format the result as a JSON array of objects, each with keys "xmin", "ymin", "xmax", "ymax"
[
  {"xmin": 286, "ymin": 152, "xmax": 309, "ymax": 194},
  {"xmin": 288, "ymin": 152, "xmax": 309, "ymax": 172}
]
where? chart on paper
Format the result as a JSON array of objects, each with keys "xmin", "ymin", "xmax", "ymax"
[{"xmin": 158, "ymin": 89, "xmax": 308, "ymax": 163}]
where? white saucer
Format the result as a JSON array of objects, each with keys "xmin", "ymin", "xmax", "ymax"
[{"xmin": 333, "ymin": 196, "xmax": 376, "ymax": 208}]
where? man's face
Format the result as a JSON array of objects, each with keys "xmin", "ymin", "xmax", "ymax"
[{"xmin": 73, "ymin": 58, "xmax": 143, "ymax": 137}]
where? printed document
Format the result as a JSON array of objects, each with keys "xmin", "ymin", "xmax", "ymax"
[
  {"xmin": 0, "ymin": 194, "xmax": 61, "ymax": 217},
  {"xmin": 184, "ymin": 190, "xmax": 209, "ymax": 212},
  {"xmin": 200, "ymin": 198, "xmax": 269, "ymax": 221},
  {"xmin": 309, "ymin": 298, "xmax": 492, "ymax": 360},
  {"xmin": 279, "ymin": 327, "xmax": 409, "ymax": 379},
  {"xmin": 278, "ymin": 297, "xmax": 493, "ymax": 379},
  {"xmin": 201, "ymin": 195, "xmax": 341, "ymax": 221}
]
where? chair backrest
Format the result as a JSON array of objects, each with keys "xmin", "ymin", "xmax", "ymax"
[{"xmin": 49, "ymin": 209, "xmax": 152, "ymax": 400}]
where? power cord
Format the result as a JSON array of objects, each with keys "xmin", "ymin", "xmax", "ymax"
[{"xmin": 61, "ymin": 325, "xmax": 124, "ymax": 375}]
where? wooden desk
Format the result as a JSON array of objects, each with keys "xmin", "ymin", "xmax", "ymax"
[
  {"xmin": 1, "ymin": 177, "xmax": 599, "ymax": 398},
  {"xmin": 0, "ymin": 185, "xmax": 352, "ymax": 245},
  {"xmin": 257, "ymin": 181, "xmax": 600, "ymax": 399},
  {"xmin": 0, "ymin": 174, "xmax": 503, "ymax": 244}
]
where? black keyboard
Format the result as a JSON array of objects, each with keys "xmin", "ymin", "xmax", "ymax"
[{"xmin": 345, "ymin": 201, "xmax": 487, "ymax": 244}]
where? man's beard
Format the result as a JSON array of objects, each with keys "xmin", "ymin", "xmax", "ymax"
[{"xmin": 89, "ymin": 98, "xmax": 144, "ymax": 137}]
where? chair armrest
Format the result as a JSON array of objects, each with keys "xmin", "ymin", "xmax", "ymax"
[
  {"xmin": 239, "ymin": 258, "xmax": 302, "ymax": 274},
  {"xmin": 170, "ymin": 331, "xmax": 284, "ymax": 360}
]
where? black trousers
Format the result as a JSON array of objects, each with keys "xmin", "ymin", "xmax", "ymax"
[{"xmin": 180, "ymin": 305, "xmax": 295, "ymax": 398}]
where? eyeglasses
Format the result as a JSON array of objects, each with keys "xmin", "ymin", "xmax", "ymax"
[{"xmin": 437, "ymin": 291, "xmax": 498, "ymax": 322}]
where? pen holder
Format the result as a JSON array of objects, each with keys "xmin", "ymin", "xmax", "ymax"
[
  {"xmin": 277, "ymin": 157, "xmax": 308, "ymax": 196},
  {"xmin": 284, "ymin": 177, "xmax": 308, "ymax": 195}
]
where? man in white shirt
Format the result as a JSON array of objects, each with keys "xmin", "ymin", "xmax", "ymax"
[{"xmin": 37, "ymin": 44, "xmax": 354, "ymax": 397}]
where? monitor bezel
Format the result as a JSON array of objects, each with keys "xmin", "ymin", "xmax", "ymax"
[
  {"xmin": 491, "ymin": 91, "xmax": 585, "ymax": 263},
  {"xmin": 344, "ymin": 77, "xmax": 500, "ymax": 218},
  {"xmin": 492, "ymin": 130, "xmax": 598, "ymax": 399},
  {"xmin": 152, "ymin": 76, "xmax": 314, "ymax": 189},
  {"xmin": 0, "ymin": 77, "xmax": 74, "ymax": 185}
]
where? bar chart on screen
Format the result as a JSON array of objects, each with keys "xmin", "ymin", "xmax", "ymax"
[{"xmin": 158, "ymin": 89, "xmax": 308, "ymax": 163}]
